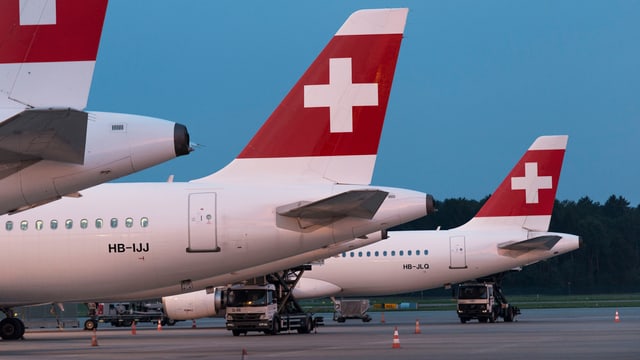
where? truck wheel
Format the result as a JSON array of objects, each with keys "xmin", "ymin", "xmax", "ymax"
[
  {"xmin": 298, "ymin": 316, "xmax": 313, "ymax": 334},
  {"xmin": 232, "ymin": 330, "xmax": 241, "ymax": 337},
  {"xmin": 478, "ymin": 317, "xmax": 488, "ymax": 323},
  {"xmin": 489, "ymin": 310, "xmax": 497, "ymax": 323},
  {"xmin": 504, "ymin": 306, "xmax": 514, "ymax": 322},
  {"xmin": 166, "ymin": 318, "xmax": 177, "ymax": 326},
  {"xmin": 459, "ymin": 317, "xmax": 468, "ymax": 324},
  {"xmin": 271, "ymin": 316, "xmax": 280, "ymax": 335},
  {"xmin": 84, "ymin": 319, "xmax": 97, "ymax": 331}
]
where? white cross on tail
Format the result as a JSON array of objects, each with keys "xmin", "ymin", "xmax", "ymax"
[
  {"xmin": 304, "ymin": 58, "xmax": 378, "ymax": 133},
  {"xmin": 20, "ymin": 0, "xmax": 56, "ymax": 25},
  {"xmin": 511, "ymin": 162, "xmax": 553, "ymax": 204}
]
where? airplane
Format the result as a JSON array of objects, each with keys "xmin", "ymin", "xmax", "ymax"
[
  {"xmin": 0, "ymin": 8, "xmax": 433, "ymax": 340},
  {"xmin": 292, "ymin": 135, "xmax": 581, "ymax": 298},
  {"xmin": 162, "ymin": 135, "xmax": 581, "ymax": 320},
  {"xmin": 0, "ymin": 0, "xmax": 191, "ymax": 215}
]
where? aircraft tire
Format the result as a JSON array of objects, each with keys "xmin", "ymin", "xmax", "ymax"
[{"xmin": 0, "ymin": 318, "xmax": 25, "ymax": 340}]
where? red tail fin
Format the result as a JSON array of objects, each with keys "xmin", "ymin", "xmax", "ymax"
[
  {"xmin": 205, "ymin": 9, "xmax": 408, "ymax": 185},
  {"xmin": 0, "ymin": 0, "xmax": 108, "ymax": 109},
  {"xmin": 463, "ymin": 136, "xmax": 568, "ymax": 231},
  {"xmin": 239, "ymin": 9, "xmax": 406, "ymax": 159}
]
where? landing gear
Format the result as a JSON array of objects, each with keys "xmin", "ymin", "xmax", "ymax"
[{"xmin": 0, "ymin": 309, "xmax": 25, "ymax": 340}]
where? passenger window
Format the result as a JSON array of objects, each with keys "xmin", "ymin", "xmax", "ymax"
[
  {"xmin": 366, "ymin": 251, "xmax": 371, "ymax": 257},
  {"xmin": 374, "ymin": 251, "xmax": 379, "ymax": 257},
  {"xmin": 65, "ymin": 219, "xmax": 73, "ymax": 229},
  {"xmin": 391, "ymin": 250, "xmax": 396, "ymax": 256},
  {"xmin": 140, "ymin": 217, "xmax": 149, "ymax": 228},
  {"xmin": 358, "ymin": 251, "xmax": 363, "ymax": 257},
  {"xmin": 383, "ymin": 251, "xmax": 387, "ymax": 257},
  {"xmin": 350, "ymin": 252, "xmax": 354, "ymax": 258},
  {"xmin": 110, "ymin": 218, "xmax": 118, "ymax": 228},
  {"xmin": 5, "ymin": 221, "xmax": 13, "ymax": 231},
  {"xmin": 95, "ymin": 218, "xmax": 103, "ymax": 229},
  {"xmin": 416, "ymin": 250, "xmax": 421, "ymax": 256},
  {"xmin": 125, "ymin": 217, "xmax": 133, "ymax": 228},
  {"xmin": 35, "ymin": 220, "xmax": 43, "ymax": 231},
  {"xmin": 408, "ymin": 250, "xmax": 412, "ymax": 256},
  {"xmin": 80, "ymin": 219, "xmax": 88, "ymax": 229},
  {"xmin": 20, "ymin": 220, "xmax": 28, "ymax": 231},
  {"xmin": 50, "ymin": 220, "xmax": 58, "ymax": 230},
  {"xmin": 424, "ymin": 249, "xmax": 429, "ymax": 255}
]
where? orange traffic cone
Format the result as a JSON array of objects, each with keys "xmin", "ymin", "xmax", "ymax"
[
  {"xmin": 241, "ymin": 348, "xmax": 248, "ymax": 360},
  {"xmin": 131, "ymin": 321, "xmax": 137, "ymax": 335},
  {"xmin": 157, "ymin": 319, "xmax": 162, "ymax": 331},
  {"xmin": 415, "ymin": 319, "xmax": 421, "ymax": 334},
  {"xmin": 614, "ymin": 310, "xmax": 620, "ymax": 323},
  {"xmin": 192, "ymin": 319, "xmax": 197, "ymax": 329},
  {"xmin": 90, "ymin": 328, "xmax": 98, "ymax": 347},
  {"xmin": 392, "ymin": 326, "xmax": 400, "ymax": 349},
  {"xmin": 380, "ymin": 311, "xmax": 385, "ymax": 323}
]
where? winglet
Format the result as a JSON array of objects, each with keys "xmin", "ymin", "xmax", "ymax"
[
  {"xmin": 197, "ymin": 9, "xmax": 408, "ymax": 185},
  {"xmin": 461, "ymin": 135, "xmax": 568, "ymax": 232},
  {"xmin": 0, "ymin": 0, "xmax": 108, "ymax": 109}
]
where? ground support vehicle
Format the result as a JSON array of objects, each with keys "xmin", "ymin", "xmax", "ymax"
[
  {"xmin": 83, "ymin": 302, "xmax": 177, "ymax": 330},
  {"xmin": 225, "ymin": 266, "xmax": 323, "ymax": 336},
  {"xmin": 332, "ymin": 299, "xmax": 372, "ymax": 322},
  {"xmin": 456, "ymin": 281, "xmax": 520, "ymax": 323}
]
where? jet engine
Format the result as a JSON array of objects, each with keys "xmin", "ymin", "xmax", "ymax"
[{"xmin": 163, "ymin": 287, "xmax": 225, "ymax": 320}]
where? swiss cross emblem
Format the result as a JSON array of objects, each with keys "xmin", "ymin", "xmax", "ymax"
[
  {"xmin": 303, "ymin": 57, "xmax": 379, "ymax": 133},
  {"xmin": 511, "ymin": 162, "xmax": 553, "ymax": 204},
  {"xmin": 19, "ymin": 0, "xmax": 57, "ymax": 25}
]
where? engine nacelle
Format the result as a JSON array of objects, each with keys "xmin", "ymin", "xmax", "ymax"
[
  {"xmin": 0, "ymin": 109, "xmax": 190, "ymax": 214},
  {"xmin": 163, "ymin": 287, "xmax": 225, "ymax": 320}
]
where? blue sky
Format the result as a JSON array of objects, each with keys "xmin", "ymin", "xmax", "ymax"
[{"xmin": 87, "ymin": 1, "xmax": 640, "ymax": 206}]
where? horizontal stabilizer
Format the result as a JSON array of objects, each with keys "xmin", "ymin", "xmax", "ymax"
[
  {"xmin": 277, "ymin": 189, "xmax": 389, "ymax": 229},
  {"xmin": 0, "ymin": 109, "xmax": 87, "ymax": 167},
  {"xmin": 498, "ymin": 235, "xmax": 562, "ymax": 251}
]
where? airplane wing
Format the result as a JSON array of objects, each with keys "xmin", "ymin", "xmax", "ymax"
[
  {"xmin": 0, "ymin": 109, "xmax": 88, "ymax": 179},
  {"xmin": 277, "ymin": 189, "xmax": 389, "ymax": 229},
  {"xmin": 498, "ymin": 235, "xmax": 562, "ymax": 252}
]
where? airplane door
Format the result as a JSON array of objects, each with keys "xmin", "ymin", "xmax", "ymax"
[
  {"xmin": 187, "ymin": 192, "xmax": 220, "ymax": 253},
  {"xmin": 449, "ymin": 236, "xmax": 467, "ymax": 269}
]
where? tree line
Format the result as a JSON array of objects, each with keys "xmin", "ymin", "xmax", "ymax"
[{"xmin": 394, "ymin": 195, "xmax": 640, "ymax": 295}]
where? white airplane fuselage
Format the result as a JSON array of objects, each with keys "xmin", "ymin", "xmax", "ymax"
[
  {"xmin": 294, "ymin": 228, "xmax": 580, "ymax": 298},
  {"xmin": 0, "ymin": 181, "xmax": 427, "ymax": 306}
]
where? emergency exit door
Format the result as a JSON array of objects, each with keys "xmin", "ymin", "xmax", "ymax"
[
  {"xmin": 449, "ymin": 236, "xmax": 467, "ymax": 269},
  {"xmin": 187, "ymin": 192, "xmax": 219, "ymax": 252}
]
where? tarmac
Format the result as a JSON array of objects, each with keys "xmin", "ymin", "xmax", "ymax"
[{"xmin": 2, "ymin": 307, "xmax": 639, "ymax": 359}]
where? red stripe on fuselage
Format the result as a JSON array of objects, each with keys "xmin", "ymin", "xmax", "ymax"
[{"xmin": 0, "ymin": 0, "xmax": 108, "ymax": 64}]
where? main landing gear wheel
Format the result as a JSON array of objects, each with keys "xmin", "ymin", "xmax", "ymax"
[{"xmin": 0, "ymin": 318, "xmax": 25, "ymax": 340}]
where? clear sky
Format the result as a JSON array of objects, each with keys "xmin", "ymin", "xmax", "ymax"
[{"xmin": 87, "ymin": 1, "xmax": 640, "ymax": 206}]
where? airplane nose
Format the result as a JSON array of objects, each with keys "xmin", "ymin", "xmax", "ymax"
[{"xmin": 174, "ymin": 123, "xmax": 191, "ymax": 156}]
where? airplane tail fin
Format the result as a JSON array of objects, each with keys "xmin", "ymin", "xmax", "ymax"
[
  {"xmin": 460, "ymin": 135, "xmax": 568, "ymax": 232},
  {"xmin": 197, "ymin": 9, "xmax": 408, "ymax": 185},
  {"xmin": 0, "ymin": 0, "xmax": 108, "ymax": 110}
]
